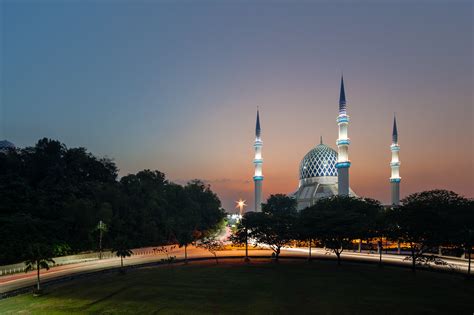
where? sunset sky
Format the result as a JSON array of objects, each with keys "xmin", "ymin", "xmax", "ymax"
[{"xmin": 1, "ymin": 1, "xmax": 472, "ymax": 212}]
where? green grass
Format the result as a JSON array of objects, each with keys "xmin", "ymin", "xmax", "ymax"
[{"xmin": 1, "ymin": 259, "xmax": 473, "ymax": 314}]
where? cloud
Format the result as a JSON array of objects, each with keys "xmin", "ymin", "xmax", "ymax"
[{"xmin": 171, "ymin": 178, "xmax": 250, "ymax": 185}]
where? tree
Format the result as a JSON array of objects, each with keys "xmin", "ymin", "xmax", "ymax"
[
  {"xmin": 24, "ymin": 244, "xmax": 55, "ymax": 293},
  {"xmin": 374, "ymin": 206, "xmax": 392, "ymax": 266},
  {"xmin": 0, "ymin": 138, "xmax": 119, "ymax": 264},
  {"xmin": 0, "ymin": 138, "xmax": 224, "ymax": 267},
  {"xmin": 0, "ymin": 214, "xmax": 43, "ymax": 265},
  {"xmin": 448, "ymin": 198, "xmax": 474, "ymax": 278},
  {"xmin": 197, "ymin": 234, "xmax": 224, "ymax": 264},
  {"xmin": 117, "ymin": 170, "xmax": 168, "ymax": 247},
  {"xmin": 231, "ymin": 214, "xmax": 252, "ymax": 262},
  {"xmin": 248, "ymin": 194, "xmax": 297, "ymax": 261},
  {"xmin": 112, "ymin": 237, "xmax": 133, "ymax": 272},
  {"xmin": 175, "ymin": 225, "xmax": 196, "ymax": 264},
  {"xmin": 262, "ymin": 194, "xmax": 298, "ymax": 216},
  {"xmin": 383, "ymin": 206, "xmax": 403, "ymax": 256},
  {"xmin": 298, "ymin": 207, "xmax": 321, "ymax": 261},
  {"xmin": 184, "ymin": 180, "xmax": 225, "ymax": 235},
  {"xmin": 304, "ymin": 196, "xmax": 382, "ymax": 265},
  {"xmin": 154, "ymin": 245, "xmax": 177, "ymax": 264},
  {"xmin": 166, "ymin": 184, "xmax": 198, "ymax": 264},
  {"xmin": 395, "ymin": 190, "xmax": 467, "ymax": 271},
  {"xmin": 169, "ymin": 180, "xmax": 225, "ymax": 264}
]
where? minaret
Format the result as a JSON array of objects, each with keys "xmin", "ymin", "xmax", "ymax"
[
  {"xmin": 336, "ymin": 75, "xmax": 351, "ymax": 196},
  {"xmin": 390, "ymin": 115, "xmax": 401, "ymax": 205},
  {"xmin": 253, "ymin": 109, "xmax": 263, "ymax": 212}
]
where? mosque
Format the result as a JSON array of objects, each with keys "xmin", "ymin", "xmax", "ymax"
[
  {"xmin": 252, "ymin": 76, "xmax": 401, "ymax": 211},
  {"xmin": 0, "ymin": 140, "xmax": 15, "ymax": 153}
]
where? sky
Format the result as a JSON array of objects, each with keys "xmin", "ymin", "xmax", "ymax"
[{"xmin": 1, "ymin": 0, "xmax": 473, "ymax": 212}]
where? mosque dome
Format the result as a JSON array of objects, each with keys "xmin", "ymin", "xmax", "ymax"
[
  {"xmin": 299, "ymin": 143, "xmax": 338, "ymax": 179},
  {"xmin": 0, "ymin": 140, "xmax": 15, "ymax": 151}
]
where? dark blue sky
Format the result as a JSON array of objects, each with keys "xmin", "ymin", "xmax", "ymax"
[{"xmin": 1, "ymin": 1, "xmax": 472, "ymax": 210}]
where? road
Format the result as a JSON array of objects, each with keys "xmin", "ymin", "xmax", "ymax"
[{"xmin": 0, "ymin": 246, "xmax": 470, "ymax": 295}]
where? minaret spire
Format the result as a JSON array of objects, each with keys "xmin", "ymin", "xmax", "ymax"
[
  {"xmin": 390, "ymin": 114, "xmax": 401, "ymax": 206},
  {"xmin": 256, "ymin": 109, "xmax": 261, "ymax": 138},
  {"xmin": 339, "ymin": 75, "xmax": 347, "ymax": 114},
  {"xmin": 336, "ymin": 75, "xmax": 351, "ymax": 196},
  {"xmin": 392, "ymin": 114, "xmax": 398, "ymax": 144},
  {"xmin": 253, "ymin": 109, "xmax": 263, "ymax": 212},
  {"xmin": 320, "ymin": 136, "xmax": 323, "ymax": 145}
]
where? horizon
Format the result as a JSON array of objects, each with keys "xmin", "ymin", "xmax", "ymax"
[{"xmin": 2, "ymin": 1, "xmax": 473, "ymax": 212}]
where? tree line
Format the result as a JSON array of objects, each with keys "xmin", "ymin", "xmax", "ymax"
[
  {"xmin": 232, "ymin": 192, "xmax": 473, "ymax": 275},
  {"xmin": 0, "ymin": 138, "xmax": 225, "ymax": 266}
]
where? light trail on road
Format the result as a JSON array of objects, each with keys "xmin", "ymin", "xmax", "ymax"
[{"xmin": 0, "ymin": 246, "xmax": 470, "ymax": 295}]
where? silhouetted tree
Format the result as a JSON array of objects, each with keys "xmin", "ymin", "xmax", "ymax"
[
  {"xmin": 0, "ymin": 138, "xmax": 119, "ymax": 264},
  {"xmin": 447, "ymin": 198, "xmax": 474, "ymax": 278},
  {"xmin": 395, "ymin": 190, "xmax": 467, "ymax": 271},
  {"xmin": 248, "ymin": 194, "xmax": 297, "ymax": 261},
  {"xmin": 24, "ymin": 244, "xmax": 55, "ymax": 292},
  {"xmin": 197, "ymin": 234, "xmax": 224, "ymax": 264},
  {"xmin": 231, "ymin": 215, "xmax": 251, "ymax": 262},
  {"xmin": 304, "ymin": 196, "xmax": 382, "ymax": 265},
  {"xmin": 298, "ymin": 207, "xmax": 321, "ymax": 261},
  {"xmin": 168, "ymin": 180, "xmax": 225, "ymax": 264},
  {"xmin": 112, "ymin": 237, "xmax": 133, "ymax": 272}
]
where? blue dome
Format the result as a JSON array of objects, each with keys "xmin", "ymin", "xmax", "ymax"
[
  {"xmin": 0, "ymin": 140, "xmax": 15, "ymax": 150},
  {"xmin": 299, "ymin": 144, "xmax": 338, "ymax": 179}
]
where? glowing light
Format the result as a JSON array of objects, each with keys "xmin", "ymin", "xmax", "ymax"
[{"xmin": 235, "ymin": 199, "xmax": 247, "ymax": 216}]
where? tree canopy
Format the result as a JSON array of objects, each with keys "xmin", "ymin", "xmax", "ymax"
[
  {"xmin": 244, "ymin": 194, "xmax": 297, "ymax": 260},
  {"xmin": 0, "ymin": 138, "xmax": 225, "ymax": 265},
  {"xmin": 300, "ymin": 196, "xmax": 383, "ymax": 264},
  {"xmin": 391, "ymin": 189, "xmax": 472, "ymax": 270}
]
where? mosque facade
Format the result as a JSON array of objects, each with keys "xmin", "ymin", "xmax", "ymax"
[{"xmin": 252, "ymin": 76, "xmax": 401, "ymax": 212}]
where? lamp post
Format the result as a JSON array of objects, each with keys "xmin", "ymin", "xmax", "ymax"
[
  {"xmin": 378, "ymin": 239, "xmax": 383, "ymax": 266},
  {"xmin": 467, "ymin": 229, "xmax": 473, "ymax": 279},
  {"xmin": 244, "ymin": 227, "xmax": 250, "ymax": 263},
  {"xmin": 97, "ymin": 220, "xmax": 107, "ymax": 259},
  {"xmin": 235, "ymin": 199, "xmax": 249, "ymax": 262}
]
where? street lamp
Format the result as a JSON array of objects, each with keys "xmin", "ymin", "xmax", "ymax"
[
  {"xmin": 97, "ymin": 220, "xmax": 107, "ymax": 259},
  {"xmin": 235, "ymin": 199, "xmax": 246, "ymax": 217},
  {"xmin": 244, "ymin": 226, "xmax": 250, "ymax": 263},
  {"xmin": 235, "ymin": 199, "xmax": 250, "ymax": 262}
]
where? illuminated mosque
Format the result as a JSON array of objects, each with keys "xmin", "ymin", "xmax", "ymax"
[{"xmin": 252, "ymin": 76, "xmax": 401, "ymax": 211}]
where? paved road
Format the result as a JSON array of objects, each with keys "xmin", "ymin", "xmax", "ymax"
[{"xmin": 0, "ymin": 246, "xmax": 470, "ymax": 294}]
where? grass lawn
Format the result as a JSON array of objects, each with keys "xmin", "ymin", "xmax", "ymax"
[{"xmin": 1, "ymin": 259, "xmax": 473, "ymax": 314}]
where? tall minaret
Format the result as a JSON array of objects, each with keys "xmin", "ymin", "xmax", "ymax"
[
  {"xmin": 390, "ymin": 115, "xmax": 401, "ymax": 205},
  {"xmin": 253, "ymin": 109, "xmax": 263, "ymax": 212},
  {"xmin": 336, "ymin": 75, "xmax": 351, "ymax": 196}
]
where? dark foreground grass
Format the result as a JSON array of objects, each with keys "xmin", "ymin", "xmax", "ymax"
[{"xmin": 1, "ymin": 259, "xmax": 473, "ymax": 314}]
